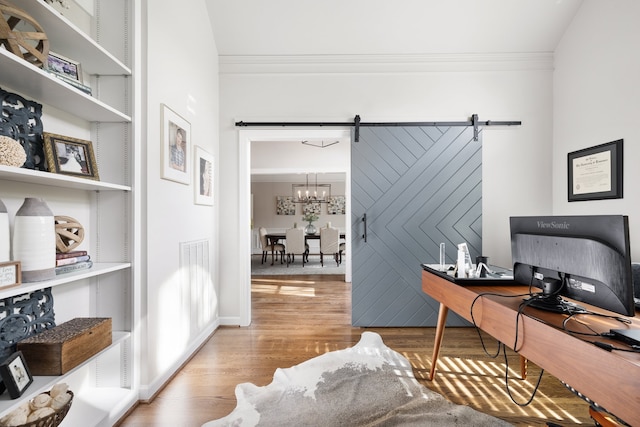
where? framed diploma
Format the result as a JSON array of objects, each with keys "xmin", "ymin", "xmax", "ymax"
[{"xmin": 568, "ymin": 139, "xmax": 623, "ymax": 202}]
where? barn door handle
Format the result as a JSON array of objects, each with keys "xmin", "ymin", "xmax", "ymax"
[{"xmin": 362, "ymin": 213, "xmax": 367, "ymax": 242}]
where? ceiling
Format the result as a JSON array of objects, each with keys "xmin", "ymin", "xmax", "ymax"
[{"xmin": 207, "ymin": 0, "xmax": 584, "ymax": 57}]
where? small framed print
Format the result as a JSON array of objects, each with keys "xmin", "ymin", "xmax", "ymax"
[
  {"xmin": 194, "ymin": 146, "xmax": 214, "ymax": 205},
  {"xmin": 161, "ymin": 104, "xmax": 191, "ymax": 185},
  {"xmin": 0, "ymin": 261, "xmax": 21, "ymax": 290},
  {"xmin": 47, "ymin": 51, "xmax": 83, "ymax": 83},
  {"xmin": 43, "ymin": 132, "xmax": 100, "ymax": 180},
  {"xmin": 568, "ymin": 139, "xmax": 623, "ymax": 202},
  {"xmin": 0, "ymin": 352, "xmax": 33, "ymax": 399}
]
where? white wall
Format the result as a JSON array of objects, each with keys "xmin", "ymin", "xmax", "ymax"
[
  {"xmin": 553, "ymin": 0, "xmax": 640, "ymax": 259},
  {"xmin": 141, "ymin": 0, "xmax": 219, "ymax": 398},
  {"xmin": 218, "ymin": 57, "xmax": 555, "ymax": 320}
]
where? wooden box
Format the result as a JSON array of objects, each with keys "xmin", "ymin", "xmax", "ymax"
[{"xmin": 17, "ymin": 318, "xmax": 112, "ymax": 375}]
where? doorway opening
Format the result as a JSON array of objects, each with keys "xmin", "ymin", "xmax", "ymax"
[{"xmin": 238, "ymin": 129, "xmax": 352, "ymax": 325}]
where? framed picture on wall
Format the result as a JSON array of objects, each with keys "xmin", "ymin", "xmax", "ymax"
[
  {"xmin": 194, "ymin": 146, "xmax": 214, "ymax": 205},
  {"xmin": 161, "ymin": 104, "xmax": 191, "ymax": 185},
  {"xmin": 327, "ymin": 196, "xmax": 346, "ymax": 215},
  {"xmin": 303, "ymin": 202, "xmax": 321, "ymax": 216},
  {"xmin": 568, "ymin": 139, "xmax": 623, "ymax": 202},
  {"xmin": 276, "ymin": 196, "xmax": 295, "ymax": 215}
]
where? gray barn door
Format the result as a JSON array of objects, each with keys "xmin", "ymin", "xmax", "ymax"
[{"xmin": 351, "ymin": 125, "xmax": 482, "ymax": 326}]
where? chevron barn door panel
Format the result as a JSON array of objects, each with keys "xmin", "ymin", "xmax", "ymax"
[{"xmin": 351, "ymin": 126, "xmax": 482, "ymax": 326}]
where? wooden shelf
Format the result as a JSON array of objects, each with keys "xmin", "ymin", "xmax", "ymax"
[
  {"xmin": 0, "ymin": 263, "xmax": 131, "ymax": 301},
  {"xmin": 0, "ymin": 165, "xmax": 131, "ymax": 191},
  {"xmin": 19, "ymin": 0, "xmax": 131, "ymax": 76}
]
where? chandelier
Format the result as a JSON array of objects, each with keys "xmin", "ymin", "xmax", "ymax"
[{"xmin": 292, "ymin": 173, "xmax": 331, "ymax": 203}]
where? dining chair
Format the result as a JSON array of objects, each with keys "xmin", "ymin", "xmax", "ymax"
[
  {"xmin": 320, "ymin": 226, "xmax": 340, "ymax": 267},
  {"xmin": 285, "ymin": 227, "xmax": 308, "ymax": 267},
  {"xmin": 338, "ymin": 242, "xmax": 345, "ymax": 265},
  {"xmin": 259, "ymin": 227, "xmax": 284, "ymax": 264}
]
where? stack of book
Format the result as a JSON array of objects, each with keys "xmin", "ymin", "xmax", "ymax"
[
  {"xmin": 55, "ymin": 250, "xmax": 93, "ymax": 275},
  {"xmin": 45, "ymin": 69, "xmax": 93, "ymax": 96}
]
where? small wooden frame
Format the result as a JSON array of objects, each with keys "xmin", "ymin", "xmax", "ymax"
[
  {"xmin": 0, "ymin": 261, "xmax": 21, "ymax": 290},
  {"xmin": 43, "ymin": 132, "xmax": 100, "ymax": 180},
  {"xmin": 0, "ymin": 351, "xmax": 33, "ymax": 399}
]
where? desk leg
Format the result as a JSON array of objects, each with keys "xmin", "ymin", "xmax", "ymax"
[{"xmin": 429, "ymin": 302, "xmax": 449, "ymax": 381}]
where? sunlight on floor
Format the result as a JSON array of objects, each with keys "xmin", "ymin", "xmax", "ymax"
[
  {"xmin": 252, "ymin": 280, "xmax": 316, "ymax": 297},
  {"xmin": 408, "ymin": 353, "xmax": 584, "ymax": 425}
]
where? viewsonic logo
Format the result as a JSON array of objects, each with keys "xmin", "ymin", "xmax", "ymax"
[{"xmin": 536, "ymin": 220, "xmax": 570, "ymax": 230}]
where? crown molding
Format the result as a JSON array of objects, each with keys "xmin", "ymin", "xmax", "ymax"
[{"xmin": 218, "ymin": 52, "xmax": 554, "ymax": 74}]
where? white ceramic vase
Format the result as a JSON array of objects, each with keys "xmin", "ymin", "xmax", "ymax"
[
  {"xmin": 0, "ymin": 198, "xmax": 9, "ymax": 262},
  {"xmin": 12, "ymin": 197, "xmax": 56, "ymax": 282}
]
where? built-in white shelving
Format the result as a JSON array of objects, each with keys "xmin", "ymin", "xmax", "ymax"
[{"xmin": 0, "ymin": 0, "xmax": 137, "ymax": 424}]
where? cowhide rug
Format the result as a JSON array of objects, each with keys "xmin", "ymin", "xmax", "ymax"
[{"xmin": 203, "ymin": 332, "xmax": 511, "ymax": 426}]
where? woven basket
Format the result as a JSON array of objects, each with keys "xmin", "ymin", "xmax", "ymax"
[{"xmin": 19, "ymin": 391, "xmax": 73, "ymax": 427}]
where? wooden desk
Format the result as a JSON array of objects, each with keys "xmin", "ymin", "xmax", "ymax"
[
  {"xmin": 422, "ymin": 268, "xmax": 640, "ymax": 426},
  {"xmin": 265, "ymin": 233, "xmax": 345, "ymax": 265}
]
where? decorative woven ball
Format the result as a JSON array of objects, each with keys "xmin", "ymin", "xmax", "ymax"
[
  {"xmin": 0, "ymin": 0, "xmax": 50, "ymax": 68},
  {"xmin": 0, "ymin": 135, "xmax": 27, "ymax": 167},
  {"xmin": 54, "ymin": 215, "xmax": 84, "ymax": 253}
]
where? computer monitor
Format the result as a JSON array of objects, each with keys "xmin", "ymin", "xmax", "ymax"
[{"xmin": 510, "ymin": 215, "xmax": 635, "ymax": 317}]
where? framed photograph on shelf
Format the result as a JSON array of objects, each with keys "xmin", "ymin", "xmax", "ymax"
[
  {"xmin": 43, "ymin": 133, "xmax": 99, "ymax": 180},
  {"xmin": 0, "ymin": 261, "xmax": 21, "ymax": 290},
  {"xmin": 0, "ymin": 351, "xmax": 33, "ymax": 399},
  {"xmin": 46, "ymin": 51, "xmax": 82, "ymax": 82},
  {"xmin": 161, "ymin": 104, "xmax": 191, "ymax": 185},
  {"xmin": 568, "ymin": 139, "xmax": 623, "ymax": 202},
  {"xmin": 194, "ymin": 146, "xmax": 214, "ymax": 205}
]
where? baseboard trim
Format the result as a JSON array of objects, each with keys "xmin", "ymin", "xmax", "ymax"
[
  {"xmin": 219, "ymin": 316, "xmax": 242, "ymax": 326},
  {"xmin": 138, "ymin": 319, "xmax": 220, "ymax": 402}
]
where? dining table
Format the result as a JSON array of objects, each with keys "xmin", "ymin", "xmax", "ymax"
[{"xmin": 265, "ymin": 232, "xmax": 346, "ymax": 265}]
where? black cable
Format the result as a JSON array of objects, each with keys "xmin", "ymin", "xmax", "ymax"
[
  {"xmin": 469, "ymin": 290, "xmax": 534, "ymax": 357},
  {"xmin": 501, "ymin": 342, "xmax": 545, "ymax": 406},
  {"xmin": 468, "ymin": 286, "xmax": 546, "ymax": 407}
]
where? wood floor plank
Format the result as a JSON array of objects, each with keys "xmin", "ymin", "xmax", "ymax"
[{"xmin": 118, "ymin": 275, "xmax": 594, "ymax": 427}]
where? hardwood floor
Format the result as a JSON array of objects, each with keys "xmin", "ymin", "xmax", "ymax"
[{"xmin": 119, "ymin": 274, "xmax": 594, "ymax": 427}]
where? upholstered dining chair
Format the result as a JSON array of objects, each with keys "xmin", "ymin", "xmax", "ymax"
[
  {"xmin": 285, "ymin": 227, "xmax": 308, "ymax": 267},
  {"xmin": 320, "ymin": 226, "xmax": 340, "ymax": 267},
  {"xmin": 259, "ymin": 227, "xmax": 285, "ymax": 264}
]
